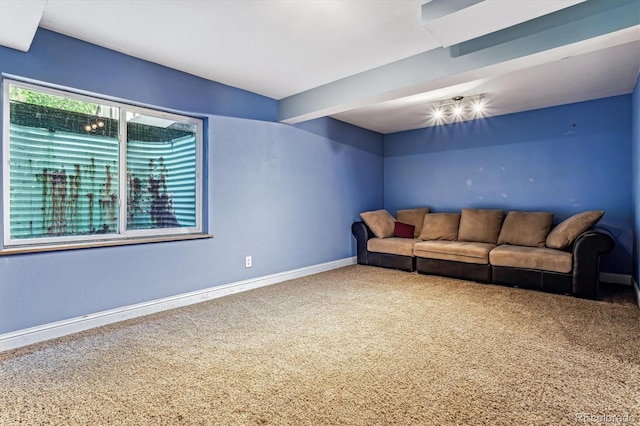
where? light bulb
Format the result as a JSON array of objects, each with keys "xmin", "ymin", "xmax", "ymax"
[
  {"xmin": 453, "ymin": 105, "xmax": 463, "ymax": 116},
  {"xmin": 97, "ymin": 120, "xmax": 105, "ymax": 128},
  {"xmin": 85, "ymin": 124, "xmax": 92, "ymax": 132},
  {"xmin": 91, "ymin": 123, "xmax": 97, "ymax": 129}
]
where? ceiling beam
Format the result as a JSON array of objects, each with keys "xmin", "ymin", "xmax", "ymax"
[
  {"xmin": 0, "ymin": 0, "xmax": 47, "ymax": 52},
  {"xmin": 279, "ymin": 0, "xmax": 640, "ymax": 125},
  {"xmin": 422, "ymin": 0, "xmax": 586, "ymax": 48}
]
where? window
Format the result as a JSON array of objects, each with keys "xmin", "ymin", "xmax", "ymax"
[{"xmin": 2, "ymin": 79, "xmax": 204, "ymax": 251}]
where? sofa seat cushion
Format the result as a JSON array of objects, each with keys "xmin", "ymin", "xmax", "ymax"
[
  {"xmin": 489, "ymin": 245, "xmax": 572, "ymax": 274},
  {"xmin": 413, "ymin": 241, "xmax": 496, "ymax": 265},
  {"xmin": 368, "ymin": 237, "xmax": 418, "ymax": 257}
]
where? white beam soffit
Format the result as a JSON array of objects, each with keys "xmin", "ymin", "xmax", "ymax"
[
  {"xmin": 279, "ymin": 0, "xmax": 640, "ymax": 125},
  {"xmin": 0, "ymin": 0, "xmax": 47, "ymax": 52},
  {"xmin": 422, "ymin": 0, "xmax": 586, "ymax": 48}
]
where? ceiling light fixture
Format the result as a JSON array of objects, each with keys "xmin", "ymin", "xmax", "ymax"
[
  {"xmin": 472, "ymin": 99, "xmax": 485, "ymax": 113},
  {"xmin": 427, "ymin": 94, "xmax": 487, "ymax": 125}
]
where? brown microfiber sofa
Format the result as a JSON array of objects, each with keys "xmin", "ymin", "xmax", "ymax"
[{"xmin": 352, "ymin": 208, "xmax": 614, "ymax": 299}]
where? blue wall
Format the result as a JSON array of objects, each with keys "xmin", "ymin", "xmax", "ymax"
[
  {"xmin": 384, "ymin": 96, "xmax": 633, "ymax": 274},
  {"xmin": 0, "ymin": 29, "xmax": 278, "ymax": 121},
  {"xmin": 632, "ymin": 73, "xmax": 640, "ymax": 286},
  {"xmin": 0, "ymin": 30, "xmax": 384, "ymax": 333}
]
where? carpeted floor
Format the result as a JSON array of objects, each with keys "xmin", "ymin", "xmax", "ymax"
[{"xmin": 1, "ymin": 265, "xmax": 639, "ymax": 425}]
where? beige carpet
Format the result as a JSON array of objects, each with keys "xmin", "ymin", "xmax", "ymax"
[{"xmin": 1, "ymin": 265, "xmax": 639, "ymax": 425}]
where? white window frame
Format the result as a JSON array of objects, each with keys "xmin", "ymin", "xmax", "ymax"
[{"xmin": 2, "ymin": 78, "xmax": 205, "ymax": 252}]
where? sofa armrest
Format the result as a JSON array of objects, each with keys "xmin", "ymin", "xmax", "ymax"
[
  {"xmin": 352, "ymin": 221, "xmax": 375, "ymax": 265},
  {"xmin": 572, "ymin": 227, "xmax": 615, "ymax": 298}
]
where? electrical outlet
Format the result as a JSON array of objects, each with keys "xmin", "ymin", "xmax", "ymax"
[{"xmin": 245, "ymin": 256, "xmax": 252, "ymax": 268}]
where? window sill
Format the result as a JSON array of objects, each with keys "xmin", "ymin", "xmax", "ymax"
[{"xmin": 0, "ymin": 233, "xmax": 214, "ymax": 256}]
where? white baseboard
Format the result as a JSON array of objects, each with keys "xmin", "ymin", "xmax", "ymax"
[
  {"xmin": 0, "ymin": 257, "xmax": 357, "ymax": 353},
  {"xmin": 599, "ymin": 272, "xmax": 633, "ymax": 286}
]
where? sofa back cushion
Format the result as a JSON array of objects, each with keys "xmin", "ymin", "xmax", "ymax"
[
  {"xmin": 497, "ymin": 211, "xmax": 554, "ymax": 248},
  {"xmin": 419, "ymin": 213, "xmax": 461, "ymax": 241},
  {"xmin": 546, "ymin": 210, "xmax": 604, "ymax": 249},
  {"xmin": 360, "ymin": 209, "xmax": 396, "ymax": 238},
  {"xmin": 396, "ymin": 208, "xmax": 430, "ymax": 238},
  {"xmin": 458, "ymin": 208, "xmax": 505, "ymax": 244}
]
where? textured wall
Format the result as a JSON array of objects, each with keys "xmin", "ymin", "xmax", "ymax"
[
  {"xmin": 384, "ymin": 96, "xmax": 633, "ymax": 274},
  {"xmin": 0, "ymin": 31, "xmax": 384, "ymax": 333}
]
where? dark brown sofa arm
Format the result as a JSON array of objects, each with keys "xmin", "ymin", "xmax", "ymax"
[
  {"xmin": 572, "ymin": 227, "xmax": 615, "ymax": 299},
  {"xmin": 352, "ymin": 221, "xmax": 375, "ymax": 265}
]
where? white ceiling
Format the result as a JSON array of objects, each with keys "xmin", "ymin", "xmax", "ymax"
[{"xmin": 1, "ymin": 0, "xmax": 639, "ymax": 134}]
